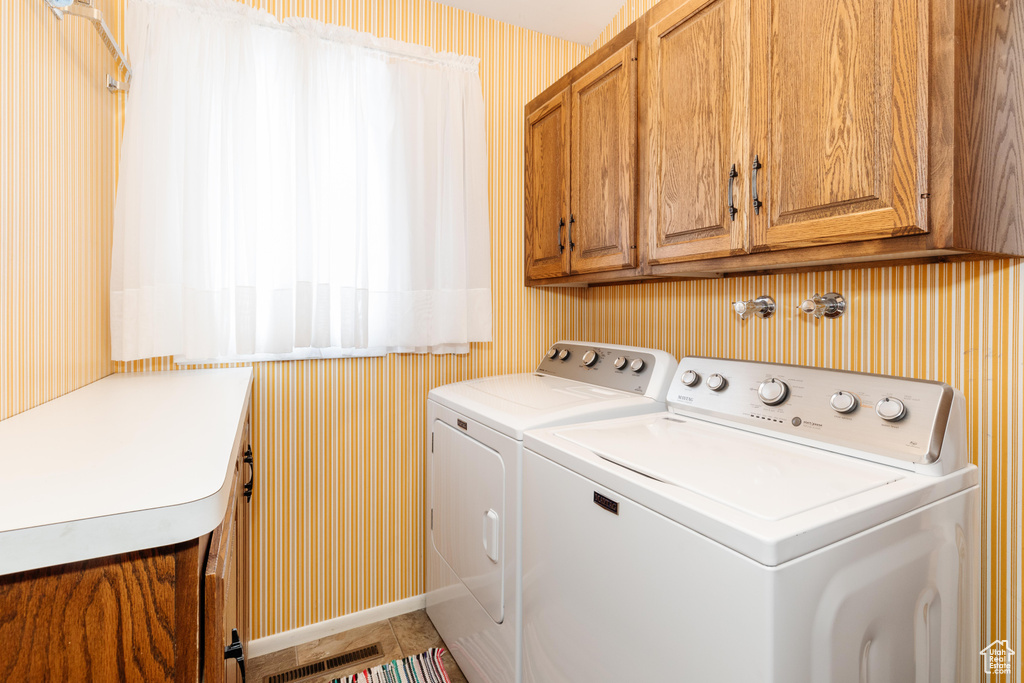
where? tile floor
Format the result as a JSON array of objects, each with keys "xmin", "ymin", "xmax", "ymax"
[{"xmin": 248, "ymin": 610, "xmax": 469, "ymax": 683}]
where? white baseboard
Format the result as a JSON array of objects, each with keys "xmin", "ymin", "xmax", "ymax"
[{"xmin": 248, "ymin": 594, "xmax": 427, "ymax": 659}]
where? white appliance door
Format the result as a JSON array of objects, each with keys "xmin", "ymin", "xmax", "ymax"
[
  {"xmin": 431, "ymin": 420, "xmax": 505, "ymax": 623},
  {"xmin": 522, "ymin": 450, "xmax": 772, "ymax": 682}
]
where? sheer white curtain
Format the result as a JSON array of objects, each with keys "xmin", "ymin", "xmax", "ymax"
[{"xmin": 111, "ymin": 0, "xmax": 491, "ymax": 362}]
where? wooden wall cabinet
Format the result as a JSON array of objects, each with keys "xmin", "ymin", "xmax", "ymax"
[
  {"xmin": 643, "ymin": 0, "xmax": 750, "ymax": 264},
  {"xmin": 643, "ymin": 0, "xmax": 944, "ymax": 272},
  {"xmin": 0, "ymin": 420, "xmax": 253, "ymax": 683},
  {"xmin": 525, "ymin": 0, "xmax": 1024, "ymax": 283},
  {"xmin": 749, "ymin": 0, "xmax": 929, "ymax": 252},
  {"xmin": 525, "ymin": 32, "xmax": 639, "ymax": 284}
]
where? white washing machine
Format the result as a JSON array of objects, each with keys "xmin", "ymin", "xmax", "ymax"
[
  {"xmin": 522, "ymin": 357, "xmax": 980, "ymax": 683},
  {"xmin": 426, "ymin": 341, "xmax": 678, "ymax": 683}
]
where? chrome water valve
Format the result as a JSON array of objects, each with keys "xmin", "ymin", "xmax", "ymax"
[
  {"xmin": 798, "ymin": 292, "xmax": 847, "ymax": 319},
  {"xmin": 732, "ymin": 295, "xmax": 776, "ymax": 320}
]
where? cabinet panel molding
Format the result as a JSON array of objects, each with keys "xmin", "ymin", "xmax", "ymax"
[
  {"xmin": 570, "ymin": 41, "xmax": 638, "ymax": 274},
  {"xmin": 525, "ymin": 89, "xmax": 572, "ymax": 280},
  {"xmin": 644, "ymin": 0, "xmax": 750, "ymax": 263},
  {"xmin": 750, "ymin": 0, "xmax": 928, "ymax": 250}
]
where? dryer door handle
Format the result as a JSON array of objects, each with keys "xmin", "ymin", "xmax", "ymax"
[{"xmin": 482, "ymin": 509, "xmax": 499, "ymax": 564}]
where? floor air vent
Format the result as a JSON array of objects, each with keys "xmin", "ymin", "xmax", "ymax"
[
  {"xmin": 324, "ymin": 643, "xmax": 383, "ymax": 669},
  {"xmin": 266, "ymin": 642, "xmax": 383, "ymax": 683}
]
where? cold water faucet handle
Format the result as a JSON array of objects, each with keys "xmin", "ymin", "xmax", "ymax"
[{"xmin": 798, "ymin": 292, "xmax": 847, "ymax": 319}]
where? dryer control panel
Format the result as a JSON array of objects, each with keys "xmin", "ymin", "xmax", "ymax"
[
  {"xmin": 668, "ymin": 357, "xmax": 967, "ymax": 476},
  {"xmin": 536, "ymin": 342, "xmax": 677, "ymax": 401}
]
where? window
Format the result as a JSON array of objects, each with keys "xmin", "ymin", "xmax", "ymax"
[{"xmin": 111, "ymin": 0, "xmax": 491, "ymax": 362}]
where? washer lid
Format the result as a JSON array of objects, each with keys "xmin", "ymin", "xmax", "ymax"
[
  {"xmin": 429, "ymin": 374, "xmax": 659, "ymax": 439},
  {"xmin": 559, "ymin": 416, "xmax": 901, "ymax": 521},
  {"xmin": 529, "ymin": 412, "xmax": 978, "ymax": 566}
]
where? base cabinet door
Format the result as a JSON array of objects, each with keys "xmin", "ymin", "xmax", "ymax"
[
  {"xmin": 643, "ymin": 0, "xmax": 750, "ymax": 263},
  {"xmin": 204, "ymin": 430, "xmax": 251, "ymax": 683},
  {"xmin": 569, "ymin": 41, "xmax": 638, "ymax": 274},
  {"xmin": 750, "ymin": 0, "xmax": 929, "ymax": 251}
]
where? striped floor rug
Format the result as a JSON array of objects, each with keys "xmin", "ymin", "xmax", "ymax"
[{"xmin": 331, "ymin": 648, "xmax": 451, "ymax": 683}]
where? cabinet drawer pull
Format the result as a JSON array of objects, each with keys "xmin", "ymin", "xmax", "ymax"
[
  {"xmin": 728, "ymin": 164, "xmax": 738, "ymax": 221},
  {"xmin": 752, "ymin": 155, "xmax": 763, "ymax": 215},
  {"xmin": 569, "ymin": 214, "xmax": 576, "ymax": 251},
  {"xmin": 224, "ymin": 627, "xmax": 246, "ymax": 679},
  {"xmin": 243, "ymin": 446, "xmax": 254, "ymax": 503},
  {"xmin": 558, "ymin": 218, "xmax": 565, "ymax": 254}
]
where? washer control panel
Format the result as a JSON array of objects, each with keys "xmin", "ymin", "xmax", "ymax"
[
  {"xmin": 668, "ymin": 357, "xmax": 958, "ymax": 469},
  {"xmin": 536, "ymin": 342, "xmax": 672, "ymax": 396}
]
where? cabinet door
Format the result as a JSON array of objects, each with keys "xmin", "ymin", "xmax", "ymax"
[
  {"xmin": 237, "ymin": 425, "xmax": 252, "ymax": 670},
  {"xmin": 525, "ymin": 89, "xmax": 571, "ymax": 279},
  {"xmin": 644, "ymin": 0, "xmax": 749, "ymax": 263},
  {"xmin": 750, "ymin": 0, "xmax": 928, "ymax": 250},
  {"xmin": 570, "ymin": 43, "xmax": 637, "ymax": 274},
  {"xmin": 204, "ymin": 465, "xmax": 243, "ymax": 683}
]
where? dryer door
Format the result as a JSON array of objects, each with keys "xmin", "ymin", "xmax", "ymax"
[{"xmin": 431, "ymin": 420, "xmax": 505, "ymax": 623}]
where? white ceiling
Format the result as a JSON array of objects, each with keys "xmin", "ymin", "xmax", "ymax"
[{"xmin": 437, "ymin": 0, "xmax": 626, "ymax": 44}]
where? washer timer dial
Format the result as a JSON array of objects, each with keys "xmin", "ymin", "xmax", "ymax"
[
  {"xmin": 757, "ymin": 378, "xmax": 789, "ymax": 406},
  {"xmin": 875, "ymin": 397, "xmax": 907, "ymax": 422},
  {"xmin": 829, "ymin": 391, "xmax": 859, "ymax": 414},
  {"xmin": 583, "ymin": 350, "xmax": 599, "ymax": 366}
]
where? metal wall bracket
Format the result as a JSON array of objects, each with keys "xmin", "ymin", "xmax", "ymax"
[{"xmin": 44, "ymin": 0, "xmax": 132, "ymax": 93}]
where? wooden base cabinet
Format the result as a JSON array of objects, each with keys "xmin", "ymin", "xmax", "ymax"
[
  {"xmin": 0, "ymin": 420, "xmax": 253, "ymax": 683},
  {"xmin": 525, "ymin": 30, "xmax": 639, "ymax": 283},
  {"xmin": 525, "ymin": 0, "xmax": 1024, "ymax": 284},
  {"xmin": 205, "ymin": 420, "xmax": 252, "ymax": 683}
]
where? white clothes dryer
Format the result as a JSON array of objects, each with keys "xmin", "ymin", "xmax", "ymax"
[
  {"xmin": 522, "ymin": 357, "xmax": 980, "ymax": 683},
  {"xmin": 426, "ymin": 341, "xmax": 678, "ymax": 683}
]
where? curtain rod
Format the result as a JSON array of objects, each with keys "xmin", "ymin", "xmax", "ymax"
[{"xmin": 44, "ymin": 0, "xmax": 132, "ymax": 93}]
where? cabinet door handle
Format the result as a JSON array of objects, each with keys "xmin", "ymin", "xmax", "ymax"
[
  {"xmin": 243, "ymin": 446, "xmax": 254, "ymax": 503},
  {"xmin": 558, "ymin": 218, "xmax": 565, "ymax": 254},
  {"xmin": 569, "ymin": 214, "xmax": 576, "ymax": 251},
  {"xmin": 752, "ymin": 155, "xmax": 763, "ymax": 215},
  {"xmin": 728, "ymin": 164, "xmax": 738, "ymax": 221},
  {"xmin": 224, "ymin": 628, "xmax": 246, "ymax": 679}
]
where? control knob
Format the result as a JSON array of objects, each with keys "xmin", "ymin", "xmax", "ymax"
[
  {"xmin": 706, "ymin": 373, "xmax": 727, "ymax": 391},
  {"xmin": 630, "ymin": 358, "xmax": 646, "ymax": 373},
  {"xmin": 558, "ymin": 349, "xmax": 570, "ymax": 361},
  {"xmin": 613, "ymin": 356, "xmax": 627, "ymax": 370},
  {"xmin": 583, "ymin": 350, "xmax": 599, "ymax": 367},
  {"xmin": 829, "ymin": 391, "xmax": 859, "ymax": 414},
  {"xmin": 681, "ymin": 370, "xmax": 700, "ymax": 387},
  {"xmin": 757, "ymin": 378, "xmax": 789, "ymax": 406},
  {"xmin": 546, "ymin": 348, "xmax": 558, "ymax": 359},
  {"xmin": 875, "ymin": 397, "xmax": 907, "ymax": 422}
]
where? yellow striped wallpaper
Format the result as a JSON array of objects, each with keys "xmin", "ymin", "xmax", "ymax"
[
  {"xmin": 5, "ymin": 0, "xmax": 1020, "ymax": 671},
  {"xmin": 0, "ymin": 0, "xmax": 118, "ymax": 422}
]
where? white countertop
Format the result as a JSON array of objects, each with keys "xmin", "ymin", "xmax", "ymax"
[{"xmin": 0, "ymin": 368, "xmax": 253, "ymax": 575}]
